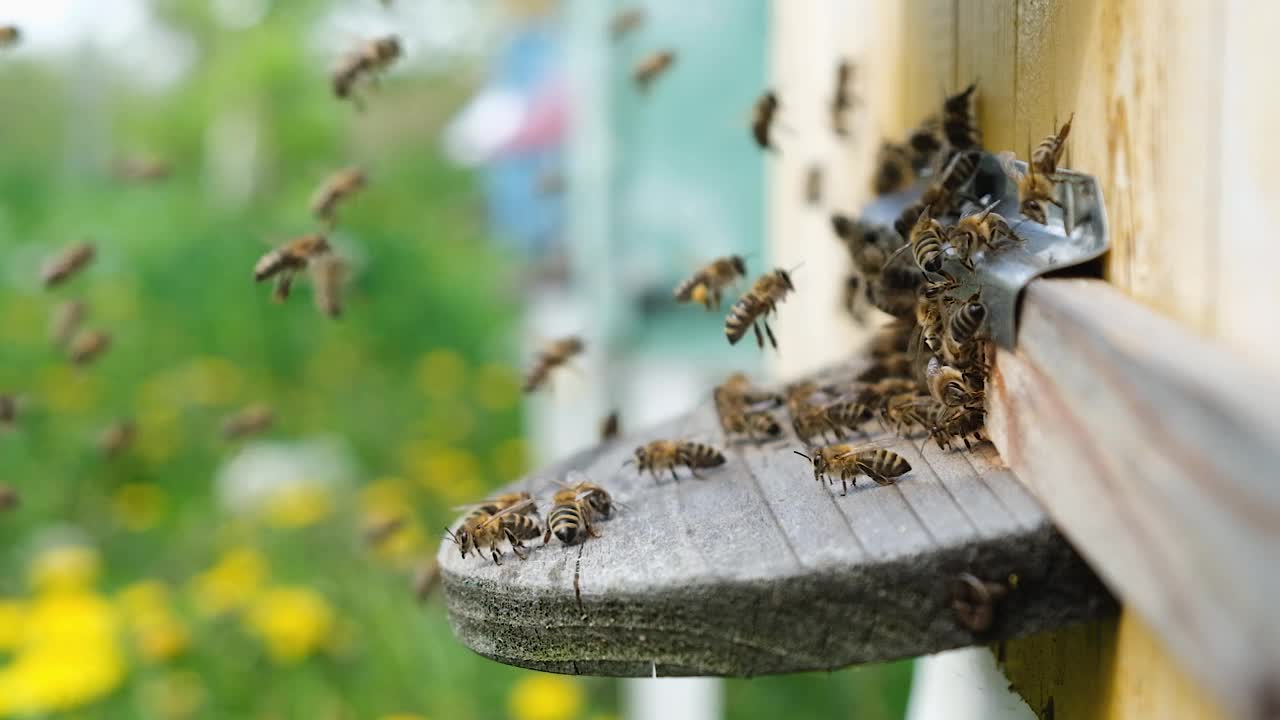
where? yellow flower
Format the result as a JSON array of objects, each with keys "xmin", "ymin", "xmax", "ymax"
[
  {"xmin": 0, "ymin": 601, "xmax": 25, "ymax": 650},
  {"xmin": 111, "ymin": 483, "xmax": 168, "ymax": 531},
  {"xmin": 508, "ymin": 674, "xmax": 584, "ymax": 720},
  {"xmin": 474, "ymin": 363, "xmax": 521, "ymax": 411},
  {"xmin": 189, "ymin": 547, "xmax": 268, "ymax": 617},
  {"xmin": 29, "ymin": 545, "xmax": 100, "ymax": 593},
  {"xmin": 117, "ymin": 581, "xmax": 188, "ymax": 663},
  {"xmin": 412, "ymin": 446, "xmax": 483, "ymax": 504},
  {"xmin": 493, "ymin": 437, "xmax": 530, "ymax": 481},
  {"xmin": 415, "ymin": 349, "xmax": 468, "ymax": 399},
  {"xmin": 140, "ymin": 670, "xmax": 206, "ymax": 720},
  {"xmin": 262, "ymin": 482, "xmax": 334, "ymax": 529},
  {"xmin": 244, "ymin": 586, "xmax": 335, "ymax": 664},
  {"xmin": 35, "ymin": 364, "xmax": 98, "ymax": 414}
]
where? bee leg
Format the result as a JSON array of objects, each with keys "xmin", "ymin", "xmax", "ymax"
[
  {"xmin": 753, "ymin": 322, "xmax": 764, "ymax": 348},
  {"xmin": 670, "ymin": 468, "xmax": 680, "ymax": 483},
  {"xmin": 543, "ymin": 526, "xmax": 553, "ymax": 544},
  {"xmin": 763, "ymin": 320, "xmax": 778, "ymax": 349},
  {"xmin": 490, "ymin": 547, "xmax": 503, "ymax": 565}
]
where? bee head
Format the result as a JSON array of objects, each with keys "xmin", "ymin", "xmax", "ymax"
[
  {"xmin": 777, "ymin": 269, "xmax": 795, "ymax": 291},
  {"xmin": 445, "ymin": 526, "xmax": 471, "ymax": 559},
  {"xmin": 1020, "ymin": 199, "xmax": 1047, "ymax": 225},
  {"xmin": 730, "ymin": 255, "xmax": 747, "ymax": 275}
]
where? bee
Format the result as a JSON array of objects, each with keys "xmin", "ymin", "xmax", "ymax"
[
  {"xmin": 880, "ymin": 392, "xmax": 939, "ymax": 436},
  {"xmin": 906, "ymin": 116, "xmax": 944, "ymax": 170},
  {"xmin": 0, "ymin": 394, "xmax": 17, "ymax": 431},
  {"xmin": 942, "ymin": 292, "xmax": 987, "ymax": 366},
  {"xmin": 725, "ymin": 268, "xmax": 795, "ymax": 349},
  {"xmin": 868, "ymin": 322, "xmax": 913, "ymax": 358},
  {"xmin": 68, "ymin": 329, "xmax": 111, "ymax": 366},
  {"xmin": 929, "ymin": 404, "xmax": 988, "ymax": 451},
  {"xmin": 412, "ymin": 558, "xmax": 440, "ymax": 601},
  {"xmin": 717, "ymin": 372, "xmax": 783, "ymax": 410},
  {"xmin": 872, "ymin": 142, "xmax": 914, "ymax": 195},
  {"xmin": 0, "ymin": 26, "xmax": 20, "ymax": 48},
  {"xmin": 751, "ymin": 90, "xmax": 780, "ymax": 150},
  {"xmin": 998, "ymin": 151, "xmax": 1057, "ymax": 225},
  {"xmin": 599, "ymin": 411, "xmax": 620, "ymax": 441},
  {"xmin": 0, "ymin": 484, "xmax": 17, "ymax": 511},
  {"xmin": 926, "ymin": 356, "xmax": 983, "ymax": 407},
  {"xmin": 448, "ymin": 499, "xmax": 541, "ymax": 564},
  {"xmin": 893, "ymin": 150, "xmax": 981, "ymax": 238},
  {"xmin": 333, "ymin": 35, "xmax": 402, "ymax": 105},
  {"xmin": 674, "ymin": 255, "xmax": 748, "ymax": 310},
  {"xmin": 310, "ymin": 254, "xmax": 348, "ymax": 319},
  {"xmin": 805, "ymin": 165, "xmax": 824, "ymax": 206},
  {"xmin": 1031, "ymin": 114, "xmax": 1073, "ymax": 176},
  {"xmin": 633, "ymin": 49, "xmax": 675, "ymax": 92},
  {"xmin": 41, "ymin": 242, "xmax": 96, "ymax": 289},
  {"xmin": 544, "ymin": 474, "xmax": 614, "ymax": 546},
  {"xmin": 867, "ymin": 265, "xmax": 923, "ymax": 319},
  {"xmin": 948, "ymin": 202, "xmax": 1021, "ymax": 269},
  {"xmin": 899, "ymin": 205, "xmax": 948, "ymax": 275},
  {"xmin": 362, "ymin": 515, "xmax": 407, "ymax": 547},
  {"xmin": 830, "ymin": 60, "xmax": 856, "ymax": 137},
  {"xmin": 310, "ymin": 167, "xmax": 367, "ymax": 226},
  {"xmin": 941, "ymin": 82, "xmax": 980, "ymax": 150},
  {"xmin": 795, "ymin": 400, "xmax": 871, "ymax": 446},
  {"xmin": 522, "ymin": 336, "xmax": 585, "ymax": 393},
  {"xmin": 98, "ymin": 420, "xmax": 136, "ymax": 459},
  {"xmin": 50, "ymin": 300, "xmax": 86, "ymax": 348},
  {"xmin": 253, "ymin": 233, "xmax": 330, "ymax": 302},
  {"xmin": 113, "ymin": 154, "xmax": 171, "ymax": 183},
  {"xmin": 721, "ymin": 405, "xmax": 783, "ymax": 442},
  {"xmin": 951, "ymin": 572, "xmax": 1009, "ymax": 633},
  {"xmin": 609, "ymin": 7, "xmax": 645, "ymax": 41},
  {"xmin": 222, "ymin": 404, "xmax": 274, "ymax": 440},
  {"xmin": 628, "ymin": 440, "xmax": 725, "ymax": 482},
  {"xmin": 794, "ymin": 445, "xmax": 912, "ymax": 495}
]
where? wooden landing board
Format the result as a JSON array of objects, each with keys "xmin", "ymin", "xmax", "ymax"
[{"xmin": 438, "ymin": 364, "xmax": 1113, "ymax": 676}]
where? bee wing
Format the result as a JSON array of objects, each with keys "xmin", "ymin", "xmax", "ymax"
[
  {"xmin": 995, "ymin": 151, "xmax": 1024, "ymax": 183},
  {"xmin": 478, "ymin": 498, "xmax": 538, "ymax": 527}
]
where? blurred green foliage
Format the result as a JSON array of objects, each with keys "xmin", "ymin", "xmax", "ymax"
[{"xmin": 0, "ymin": 2, "xmax": 911, "ymax": 719}]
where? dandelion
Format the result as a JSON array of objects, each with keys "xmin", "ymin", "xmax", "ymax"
[
  {"xmin": 111, "ymin": 483, "xmax": 168, "ymax": 531},
  {"xmin": 262, "ymin": 481, "xmax": 334, "ymax": 529},
  {"xmin": 118, "ymin": 581, "xmax": 188, "ymax": 663},
  {"xmin": 189, "ymin": 547, "xmax": 268, "ymax": 617},
  {"xmin": 508, "ymin": 674, "xmax": 585, "ymax": 720},
  {"xmin": 474, "ymin": 362, "xmax": 521, "ymax": 411},
  {"xmin": 415, "ymin": 349, "xmax": 468, "ymax": 399},
  {"xmin": 0, "ymin": 600, "xmax": 24, "ymax": 650},
  {"xmin": 244, "ymin": 586, "xmax": 335, "ymax": 664}
]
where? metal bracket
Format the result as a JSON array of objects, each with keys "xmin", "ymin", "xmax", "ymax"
[{"xmin": 859, "ymin": 155, "xmax": 1109, "ymax": 349}]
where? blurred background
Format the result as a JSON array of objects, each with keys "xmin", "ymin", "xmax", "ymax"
[{"xmin": 0, "ymin": 0, "xmax": 910, "ymax": 718}]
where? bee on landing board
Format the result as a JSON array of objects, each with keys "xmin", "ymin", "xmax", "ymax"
[
  {"xmin": 948, "ymin": 202, "xmax": 1022, "ymax": 269},
  {"xmin": 544, "ymin": 473, "xmax": 614, "ymax": 546},
  {"xmin": 333, "ymin": 35, "xmax": 402, "ymax": 107},
  {"xmin": 724, "ymin": 268, "xmax": 796, "ymax": 350},
  {"xmin": 310, "ymin": 167, "xmax": 367, "ymax": 226},
  {"xmin": 627, "ymin": 440, "xmax": 725, "ymax": 482},
  {"xmin": 448, "ymin": 499, "xmax": 541, "ymax": 565},
  {"xmin": 751, "ymin": 90, "xmax": 780, "ymax": 150},
  {"xmin": 632, "ymin": 50, "xmax": 675, "ymax": 92},
  {"xmin": 522, "ymin": 336, "xmax": 585, "ymax": 393},
  {"xmin": 793, "ymin": 445, "xmax": 911, "ymax": 495},
  {"xmin": 41, "ymin": 242, "xmax": 95, "ymax": 289},
  {"xmin": 253, "ymin": 234, "xmax": 330, "ymax": 303},
  {"xmin": 673, "ymin": 255, "xmax": 747, "ymax": 310}
]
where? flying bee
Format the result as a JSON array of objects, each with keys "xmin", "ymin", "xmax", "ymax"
[
  {"xmin": 830, "ymin": 60, "xmax": 856, "ymax": 136},
  {"xmin": 949, "ymin": 202, "xmax": 1022, "ymax": 268},
  {"xmin": 633, "ymin": 49, "xmax": 675, "ymax": 92},
  {"xmin": 333, "ymin": 35, "xmax": 402, "ymax": 106},
  {"xmin": 872, "ymin": 142, "xmax": 914, "ymax": 196},
  {"xmin": 98, "ymin": 420, "xmax": 136, "ymax": 459},
  {"xmin": 50, "ymin": 299, "xmax": 87, "ymax": 348},
  {"xmin": 1031, "ymin": 114, "xmax": 1074, "ymax": 176},
  {"xmin": 998, "ymin": 151, "xmax": 1057, "ymax": 225},
  {"xmin": 310, "ymin": 254, "xmax": 348, "ymax": 318},
  {"xmin": 522, "ymin": 336, "xmax": 585, "ymax": 393},
  {"xmin": 794, "ymin": 444, "xmax": 912, "ymax": 495},
  {"xmin": 674, "ymin": 255, "xmax": 748, "ymax": 310},
  {"xmin": 609, "ymin": 7, "xmax": 645, "ymax": 41},
  {"xmin": 41, "ymin": 242, "xmax": 96, "ymax": 289},
  {"xmin": 599, "ymin": 411, "xmax": 620, "ymax": 441},
  {"xmin": 254, "ymin": 234, "xmax": 330, "ymax": 302},
  {"xmin": 0, "ymin": 394, "xmax": 17, "ymax": 431},
  {"xmin": 941, "ymin": 82, "xmax": 980, "ymax": 150},
  {"xmin": 113, "ymin": 154, "xmax": 171, "ymax": 183},
  {"xmin": 0, "ymin": 26, "xmax": 20, "ymax": 48},
  {"xmin": 751, "ymin": 90, "xmax": 780, "ymax": 150},
  {"xmin": 68, "ymin": 329, "xmax": 111, "ymax": 366},
  {"xmin": 222, "ymin": 404, "xmax": 274, "ymax": 440},
  {"xmin": 362, "ymin": 515, "xmax": 407, "ymax": 547},
  {"xmin": 628, "ymin": 440, "xmax": 725, "ymax": 482},
  {"xmin": 805, "ymin": 164, "xmax": 824, "ymax": 206},
  {"xmin": 0, "ymin": 484, "xmax": 17, "ymax": 511},
  {"xmin": 310, "ymin": 166, "xmax": 367, "ymax": 226},
  {"xmin": 725, "ymin": 268, "xmax": 796, "ymax": 349}
]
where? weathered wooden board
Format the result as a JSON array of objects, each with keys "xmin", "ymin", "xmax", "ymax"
[
  {"xmin": 440, "ymin": 364, "xmax": 1113, "ymax": 677},
  {"xmin": 987, "ymin": 278, "xmax": 1280, "ymax": 720}
]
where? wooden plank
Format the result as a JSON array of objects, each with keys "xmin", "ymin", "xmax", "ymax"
[
  {"xmin": 956, "ymin": 0, "xmax": 1018, "ymax": 153},
  {"xmin": 986, "ymin": 278, "xmax": 1280, "ymax": 720},
  {"xmin": 900, "ymin": 0, "xmax": 958, "ymax": 127},
  {"xmin": 440, "ymin": 363, "xmax": 1113, "ymax": 677},
  {"xmin": 1001, "ymin": 611, "xmax": 1229, "ymax": 720}
]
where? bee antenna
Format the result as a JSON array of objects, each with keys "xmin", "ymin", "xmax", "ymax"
[
  {"xmin": 792, "ymin": 450, "xmax": 813, "ymax": 462},
  {"xmin": 786, "ymin": 261, "xmax": 806, "ymax": 274},
  {"xmin": 443, "ymin": 527, "xmax": 458, "ymax": 542}
]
